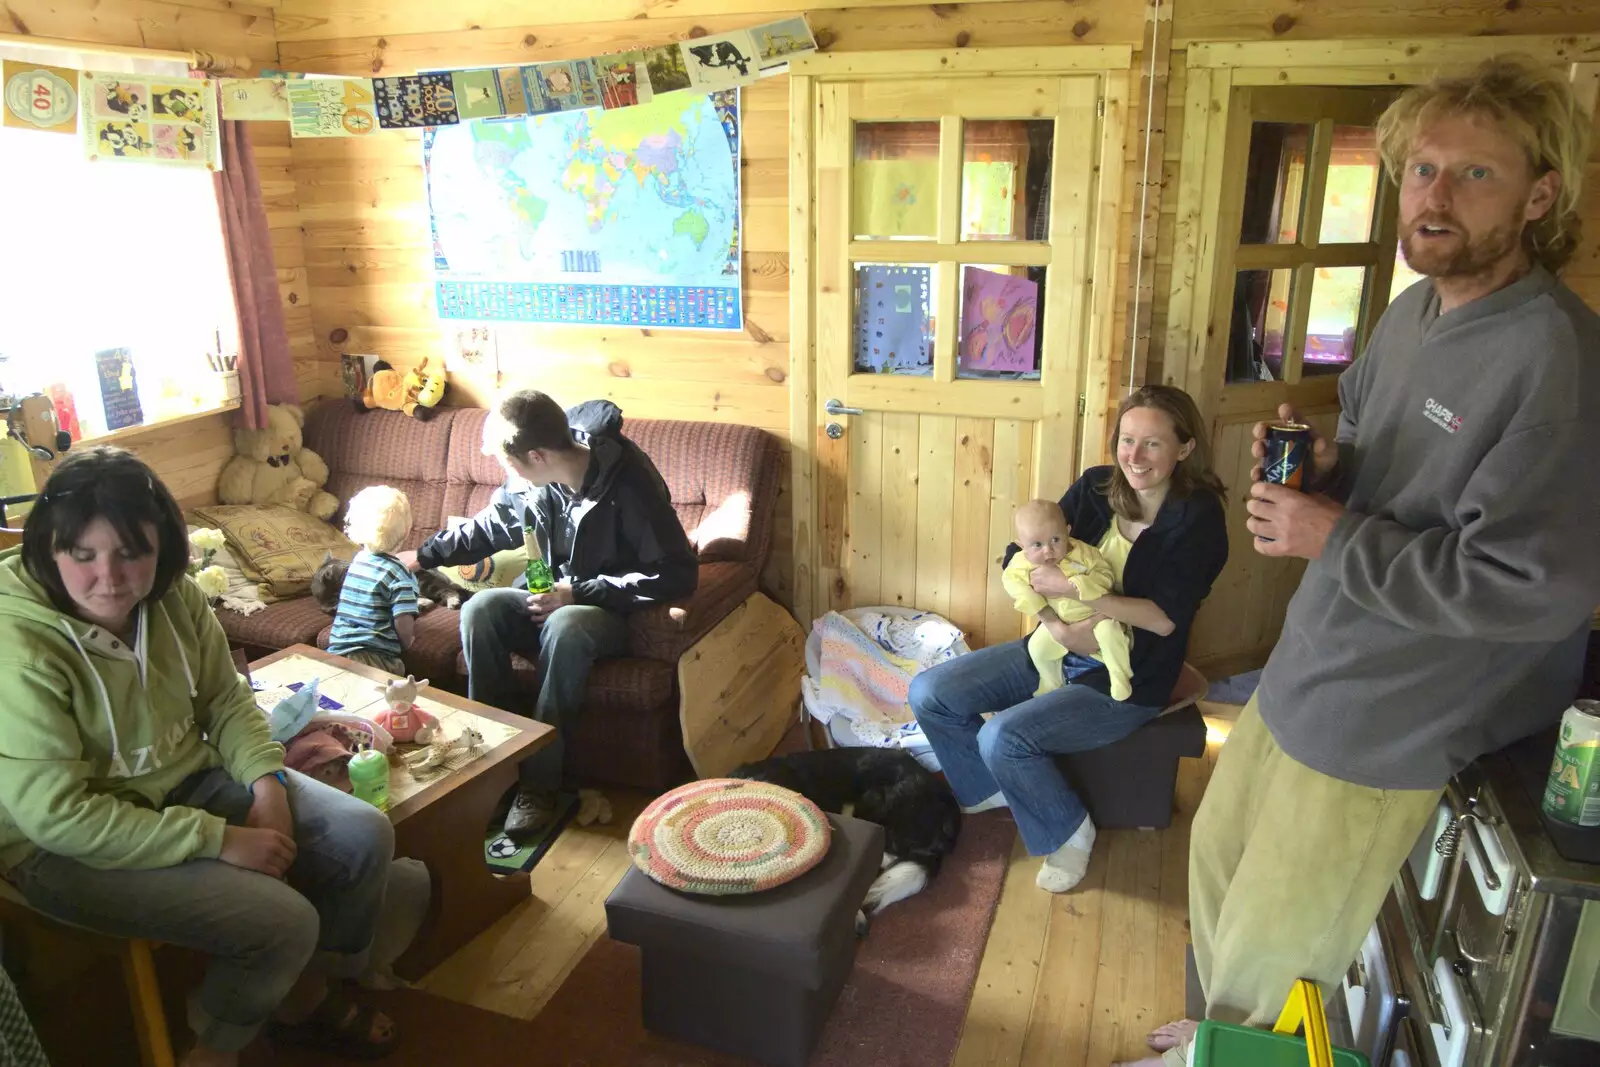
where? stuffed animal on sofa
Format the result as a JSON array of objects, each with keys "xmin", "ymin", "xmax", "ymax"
[
  {"xmin": 217, "ymin": 403, "xmax": 339, "ymax": 521},
  {"xmin": 401, "ymin": 358, "xmax": 448, "ymax": 420},
  {"xmin": 358, "ymin": 360, "xmax": 408, "ymax": 413}
]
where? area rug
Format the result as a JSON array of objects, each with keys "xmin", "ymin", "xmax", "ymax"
[
  {"xmin": 223, "ymin": 806, "xmax": 1015, "ymax": 1067},
  {"xmin": 482, "ymin": 789, "xmax": 579, "ymax": 874}
]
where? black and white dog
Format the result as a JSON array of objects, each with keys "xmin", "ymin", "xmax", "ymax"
[{"xmin": 729, "ymin": 746, "xmax": 961, "ymax": 929}]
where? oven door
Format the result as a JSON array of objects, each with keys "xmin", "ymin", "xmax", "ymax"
[{"xmin": 1344, "ymin": 917, "xmax": 1410, "ymax": 1066}]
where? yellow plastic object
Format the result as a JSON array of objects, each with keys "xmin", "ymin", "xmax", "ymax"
[
  {"xmin": 1274, "ymin": 978, "xmax": 1335, "ymax": 1067},
  {"xmin": 1190, "ymin": 978, "xmax": 1370, "ymax": 1067}
]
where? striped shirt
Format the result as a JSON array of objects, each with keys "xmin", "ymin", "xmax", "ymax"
[{"xmin": 327, "ymin": 549, "xmax": 420, "ymax": 661}]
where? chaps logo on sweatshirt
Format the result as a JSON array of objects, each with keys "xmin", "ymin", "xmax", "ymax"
[{"xmin": 1423, "ymin": 398, "xmax": 1463, "ymax": 434}]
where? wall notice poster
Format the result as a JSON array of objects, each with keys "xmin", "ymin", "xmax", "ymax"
[
  {"xmin": 81, "ymin": 73, "xmax": 220, "ymax": 168},
  {"xmin": 95, "ymin": 348, "xmax": 144, "ymax": 431},
  {"xmin": 3, "ymin": 61, "xmax": 78, "ymax": 134},
  {"xmin": 425, "ymin": 88, "xmax": 741, "ymax": 330}
]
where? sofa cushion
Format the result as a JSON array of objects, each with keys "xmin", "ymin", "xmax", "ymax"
[
  {"xmin": 219, "ymin": 595, "xmax": 337, "ymax": 653},
  {"xmin": 190, "ymin": 504, "xmax": 356, "ymax": 600},
  {"xmin": 302, "ymin": 404, "xmax": 458, "ymax": 549},
  {"xmin": 629, "ymin": 561, "xmax": 757, "ymax": 662}
]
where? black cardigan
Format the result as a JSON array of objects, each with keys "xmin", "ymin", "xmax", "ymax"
[{"xmin": 1003, "ymin": 466, "xmax": 1229, "ymax": 707}]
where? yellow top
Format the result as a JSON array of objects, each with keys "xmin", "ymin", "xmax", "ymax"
[{"xmin": 1096, "ymin": 520, "xmax": 1133, "ymax": 593}]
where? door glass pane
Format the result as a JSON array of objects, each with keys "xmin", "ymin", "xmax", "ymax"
[
  {"xmin": 853, "ymin": 262, "xmax": 935, "ymax": 375},
  {"xmin": 1302, "ymin": 266, "xmax": 1367, "ymax": 378},
  {"xmin": 957, "ymin": 264, "xmax": 1043, "ymax": 380},
  {"xmin": 853, "ymin": 121, "xmax": 940, "ymax": 241},
  {"xmin": 961, "ymin": 119, "xmax": 1054, "ymax": 241},
  {"xmin": 1226, "ymin": 268, "xmax": 1294, "ymax": 383},
  {"xmin": 1239, "ymin": 122, "xmax": 1311, "ymax": 245},
  {"xmin": 1390, "ymin": 242, "xmax": 1427, "ymax": 304},
  {"xmin": 1319, "ymin": 125, "xmax": 1381, "ymax": 244}
]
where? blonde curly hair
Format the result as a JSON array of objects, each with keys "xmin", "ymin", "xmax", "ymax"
[
  {"xmin": 1377, "ymin": 54, "xmax": 1593, "ymax": 273},
  {"xmin": 343, "ymin": 485, "xmax": 412, "ymax": 555}
]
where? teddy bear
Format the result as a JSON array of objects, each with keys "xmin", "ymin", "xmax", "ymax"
[{"xmin": 217, "ymin": 403, "xmax": 339, "ymax": 521}]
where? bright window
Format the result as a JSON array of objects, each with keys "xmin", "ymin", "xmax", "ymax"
[{"xmin": 0, "ymin": 43, "xmax": 238, "ymax": 439}]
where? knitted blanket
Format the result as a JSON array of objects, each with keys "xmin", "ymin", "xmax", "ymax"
[{"xmin": 810, "ymin": 610, "xmax": 965, "ymax": 745}]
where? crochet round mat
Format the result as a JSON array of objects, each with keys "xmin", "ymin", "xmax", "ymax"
[{"xmin": 628, "ymin": 778, "xmax": 832, "ymax": 896}]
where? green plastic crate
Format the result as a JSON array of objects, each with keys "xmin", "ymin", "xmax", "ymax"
[{"xmin": 1191, "ymin": 1020, "xmax": 1370, "ymax": 1067}]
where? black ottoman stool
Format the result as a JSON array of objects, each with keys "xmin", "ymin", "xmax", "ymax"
[
  {"xmin": 1056, "ymin": 704, "xmax": 1208, "ymax": 830},
  {"xmin": 605, "ymin": 813, "xmax": 885, "ymax": 1067}
]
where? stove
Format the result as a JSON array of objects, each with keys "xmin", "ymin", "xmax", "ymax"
[{"xmin": 1376, "ymin": 726, "xmax": 1600, "ymax": 1067}]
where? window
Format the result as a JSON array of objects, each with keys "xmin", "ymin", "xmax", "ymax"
[
  {"xmin": 0, "ymin": 43, "xmax": 238, "ymax": 440},
  {"xmin": 1222, "ymin": 88, "xmax": 1401, "ymax": 384}
]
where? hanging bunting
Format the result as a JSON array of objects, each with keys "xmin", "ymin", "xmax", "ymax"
[
  {"xmin": 219, "ymin": 78, "xmax": 291, "ymax": 121},
  {"xmin": 450, "ymin": 69, "xmax": 505, "ymax": 120},
  {"xmin": 373, "ymin": 73, "xmax": 460, "ymax": 129},
  {"xmin": 639, "ymin": 44, "xmax": 692, "ymax": 95},
  {"xmin": 3, "ymin": 60, "xmax": 78, "ymax": 134},
  {"xmin": 288, "ymin": 78, "xmax": 378, "ymax": 137},
  {"xmin": 752, "ymin": 17, "xmax": 818, "ymax": 73},
  {"xmin": 81, "ymin": 73, "xmax": 219, "ymax": 168},
  {"xmin": 523, "ymin": 60, "xmax": 603, "ymax": 114}
]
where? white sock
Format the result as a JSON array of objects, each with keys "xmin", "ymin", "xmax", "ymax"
[
  {"xmin": 1036, "ymin": 816, "xmax": 1096, "ymax": 893},
  {"xmin": 960, "ymin": 790, "xmax": 1009, "ymax": 815}
]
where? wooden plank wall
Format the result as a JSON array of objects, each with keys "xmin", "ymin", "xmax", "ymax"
[
  {"xmin": 273, "ymin": 0, "xmax": 1600, "ymax": 614},
  {"xmin": 6, "ymin": 0, "xmax": 312, "ymax": 509},
  {"xmin": 273, "ymin": 1, "xmax": 1147, "ymax": 613}
]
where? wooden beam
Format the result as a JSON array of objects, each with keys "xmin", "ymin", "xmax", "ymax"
[
  {"xmin": 792, "ymin": 45, "xmax": 1135, "ymax": 78},
  {"xmin": 1188, "ymin": 35, "xmax": 1600, "ymax": 70},
  {"xmin": 788, "ymin": 73, "xmax": 817, "ymax": 629},
  {"xmin": 1121, "ymin": 0, "xmax": 1175, "ymax": 394}
]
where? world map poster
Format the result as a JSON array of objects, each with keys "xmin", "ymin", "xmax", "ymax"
[{"xmin": 424, "ymin": 88, "xmax": 741, "ymax": 330}]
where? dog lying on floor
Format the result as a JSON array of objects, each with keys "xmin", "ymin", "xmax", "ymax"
[{"xmin": 729, "ymin": 746, "xmax": 961, "ymax": 932}]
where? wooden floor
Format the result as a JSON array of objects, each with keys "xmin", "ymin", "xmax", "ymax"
[{"xmin": 419, "ymin": 703, "xmax": 1239, "ymax": 1064}]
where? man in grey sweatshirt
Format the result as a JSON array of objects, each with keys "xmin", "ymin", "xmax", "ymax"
[{"xmin": 1128, "ymin": 57, "xmax": 1600, "ymax": 1067}]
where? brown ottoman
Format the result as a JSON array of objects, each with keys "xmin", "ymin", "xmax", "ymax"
[
  {"xmin": 605, "ymin": 813, "xmax": 885, "ymax": 1067},
  {"xmin": 1055, "ymin": 704, "xmax": 1208, "ymax": 830}
]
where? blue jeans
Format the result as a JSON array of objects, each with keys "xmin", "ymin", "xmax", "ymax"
[
  {"xmin": 6, "ymin": 768, "xmax": 394, "ymax": 1052},
  {"xmin": 909, "ymin": 639, "xmax": 1161, "ymax": 855},
  {"xmin": 460, "ymin": 590, "xmax": 631, "ymax": 791}
]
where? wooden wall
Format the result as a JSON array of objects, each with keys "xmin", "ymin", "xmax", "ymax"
[
  {"xmin": 7, "ymin": 0, "xmax": 312, "ymax": 509},
  {"xmin": 273, "ymin": 0, "xmax": 1600, "ymax": 617}
]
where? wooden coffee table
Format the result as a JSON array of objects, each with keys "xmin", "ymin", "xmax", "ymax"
[{"xmin": 248, "ymin": 644, "xmax": 553, "ymax": 979}]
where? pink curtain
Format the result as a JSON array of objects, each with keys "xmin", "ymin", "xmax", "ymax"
[{"xmin": 214, "ymin": 120, "xmax": 297, "ymax": 430}]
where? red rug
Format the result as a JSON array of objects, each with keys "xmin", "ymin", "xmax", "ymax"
[{"xmin": 223, "ymin": 806, "xmax": 1015, "ymax": 1067}]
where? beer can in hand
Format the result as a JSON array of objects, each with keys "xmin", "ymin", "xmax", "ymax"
[{"xmin": 1263, "ymin": 422, "xmax": 1312, "ymax": 489}]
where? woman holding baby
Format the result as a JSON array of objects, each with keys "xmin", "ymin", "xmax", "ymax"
[{"xmin": 910, "ymin": 385, "xmax": 1228, "ymax": 893}]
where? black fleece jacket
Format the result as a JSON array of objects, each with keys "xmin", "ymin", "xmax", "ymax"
[
  {"xmin": 416, "ymin": 400, "xmax": 698, "ymax": 612},
  {"xmin": 1003, "ymin": 467, "xmax": 1229, "ymax": 707}
]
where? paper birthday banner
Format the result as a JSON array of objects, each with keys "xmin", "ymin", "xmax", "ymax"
[{"xmin": 81, "ymin": 73, "xmax": 220, "ymax": 169}]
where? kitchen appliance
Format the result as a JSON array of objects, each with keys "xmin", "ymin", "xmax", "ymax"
[{"xmin": 1379, "ymin": 725, "xmax": 1600, "ymax": 1067}]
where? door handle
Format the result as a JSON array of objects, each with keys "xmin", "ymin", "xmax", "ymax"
[{"xmin": 825, "ymin": 398, "xmax": 863, "ymax": 417}]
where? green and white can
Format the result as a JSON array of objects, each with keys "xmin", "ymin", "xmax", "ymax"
[{"xmin": 1543, "ymin": 700, "xmax": 1600, "ymax": 827}]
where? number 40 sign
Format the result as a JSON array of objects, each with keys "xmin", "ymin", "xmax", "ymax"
[{"xmin": 2, "ymin": 61, "xmax": 79, "ymax": 134}]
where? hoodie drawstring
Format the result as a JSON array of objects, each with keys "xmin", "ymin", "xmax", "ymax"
[
  {"xmin": 60, "ymin": 620, "xmax": 123, "ymax": 772},
  {"xmin": 158, "ymin": 604, "xmax": 198, "ymax": 698}
]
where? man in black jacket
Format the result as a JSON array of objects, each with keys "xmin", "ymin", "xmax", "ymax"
[{"xmin": 400, "ymin": 390, "xmax": 697, "ymax": 840}]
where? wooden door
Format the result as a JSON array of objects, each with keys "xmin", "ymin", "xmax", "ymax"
[
  {"xmin": 1187, "ymin": 86, "xmax": 1401, "ymax": 677},
  {"xmin": 803, "ymin": 68, "xmax": 1127, "ymax": 647}
]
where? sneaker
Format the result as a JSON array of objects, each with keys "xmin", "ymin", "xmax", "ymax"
[
  {"xmin": 1036, "ymin": 816, "xmax": 1096, "ymax": 893},
  {"xmin": 504, "ymin": 788, "xmax": 558, "ymax": 843}
]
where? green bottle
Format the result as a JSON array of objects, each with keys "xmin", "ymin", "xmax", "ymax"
[
  {"xmin": 348, "ymin": 747, "xmax": 390, "ymax": 812},
  {"xmin": 524, "ymin": 526, "xmax": 554, "ymax": 594}
]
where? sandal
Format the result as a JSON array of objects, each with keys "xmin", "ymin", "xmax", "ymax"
[{"xmin": 270, "ymin": 986, "xmax": 399, "ymax": 1060}]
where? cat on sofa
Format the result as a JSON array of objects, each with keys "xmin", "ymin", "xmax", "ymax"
[{"xmin": 311, "ymin": 552, "xmax": 472, "ymax": 614}]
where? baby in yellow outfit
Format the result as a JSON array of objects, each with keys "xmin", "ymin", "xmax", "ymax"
[{"xmin": 1002, "ymin": 499, "xmax": 1134, "ymax": 701}]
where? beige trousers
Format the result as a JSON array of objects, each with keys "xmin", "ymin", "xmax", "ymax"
[{"xmin": 1169, "ymin": 694, "xmax": 1440, "ymax": 1062}]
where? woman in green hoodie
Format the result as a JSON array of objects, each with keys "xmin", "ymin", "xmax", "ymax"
[{"xmin": 0, "ymin": 448, "xmax": 398, "ymax": 1064}]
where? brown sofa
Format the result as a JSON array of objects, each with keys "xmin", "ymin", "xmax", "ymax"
[{"xmin": 218, "ymin": 400, "xmax": 785, "ymax": 791}]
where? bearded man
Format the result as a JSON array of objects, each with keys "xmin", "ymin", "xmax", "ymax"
[{"xmin": 1125, "ymin": 55, "xmax": 1600, "ymax": 1067}]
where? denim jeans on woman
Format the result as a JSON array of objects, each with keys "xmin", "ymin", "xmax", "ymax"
[
  {"xmin": 909, "ymin": 638, "xmax": 1161, "ymax": 855},
  {"xmin": 5, "ymin": 767, "xmax": 394, "ymax": 1052}
]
